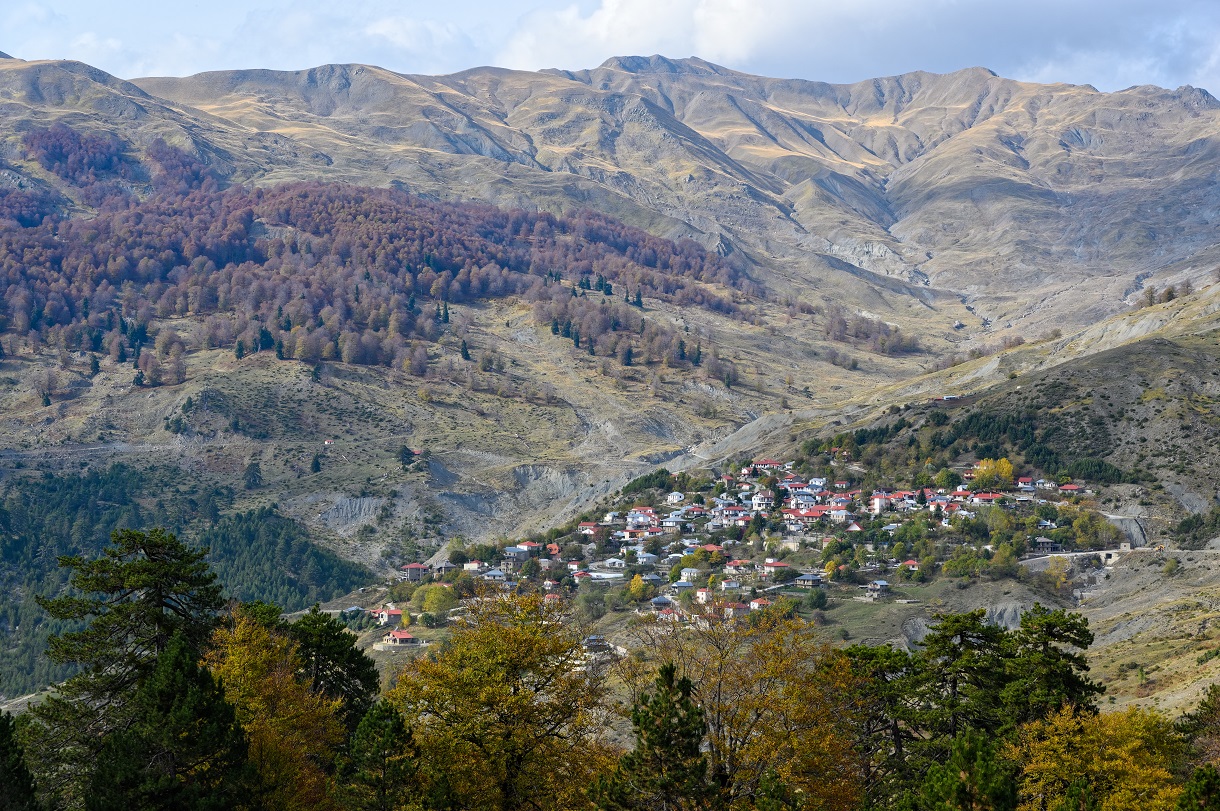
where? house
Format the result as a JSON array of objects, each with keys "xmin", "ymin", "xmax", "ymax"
[
  {"xmin": 749, "ymin": 598, "xmax": 772, "ymax": 611},
  {"xmin": 680, "ymin": 567, "xmax": 702, "ymax": 582},
  {"xmin": 900, "ymin": 559, "xmax": 920, "ymax": 571},
  {"xmin": 582, "ymin": 635, "xmax": 611, "ymax": 653},
  {"xmin": 696, "ymin": 588, "xmax": 713, "ymax": 605},
  {"xmin": 1033, "ymin": 537, "xmax": 1060, "ymax": 554},
  {"xmin": 666, "ymin": 491, "xmax": 686, "ymax": 505},
  {"xmin": 725, "ymin": 559, "xmax": 755, "ymax": 575},
  {"xmin": 503, "ymin": 546, "xmax": 531, "ymax": 562},
  {"xmin": 1059, "ymin": 483, "xmax": 1083, "ymax": 495},
  {"xmin": 382, "ymin": 629, "xmax": 420, "ymax": 646},
  {"xmin": 794, "ymin": 573, "xmax": 823, "ymax": 588},
  {"xmin": 463, "ymin": 560, "xmax": 487, "ymax": 572},
  {"xmin": 1017, "ymin": 477, "xmax": 1035, "ymax": 492},
  {"xmin": 604, "ymin": 558, "xmax": 627, "ymax": 569},
  {"xmin": 543, "ymin": 579, "xmax": 558, "ymax": 590},
  {"xmin": 866, "ymin": 580, "xmax": 890, "ymax": 601},
  {"xmin": 434, "ymin": 560, "xmax": 459, "ymax": 576},
  {"xmin": 518, "ymin": 541, "xmax": 543, "ymax": 555},
  {"xmin": 601, "ymin": 511, "xmax": 620, "ymax": 524},
  {"xmin": 671, "ymin": 581, "xmax": 694, "ymax": 592},
  {"xmin": 481, "ymin": 569, "xmax": 506, "ymax": 582},
  {"xmin": 636, "ymin": 552, "xmax": 659, "ymax": 566},
  {"xmin": 651, "ymin": 595, "xmax": 676, "ymax": 611},
  {"xmin": 723, "ymin": 602, "xmax": 750, "ymax": 619},
  {"xmin": 752, "ymin": 490, "xmax": 776, "ymax": 512},
  {"xmin": 845, "ymin": 521, "xmax": 864, "ymax": 532},
  {"xmin": 399, "ymin": 562, "xmax": 430, "ymax": 581},
  {"xmin": 543, "ymin": 593, "xmax": 563, "ymax": 604},
  {"xmin": 1035, "ymin": 479, "xmax": 1057, "ymax": 490},
  {"xmin": 720, "ymin": 579, "xmax": 741, "ymax": 591},
  {"xmin": 761, "ymin": 561, "xmax": 790, "ymax": 578},
  {"xmin": 578, "ymin": 522, "xmax": 600, "ymax": 536},
  {"xmin": 374, "ymin": 607, "xmax": 403, "ymax": 626}
]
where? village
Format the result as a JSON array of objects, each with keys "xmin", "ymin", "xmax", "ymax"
[{"xmin": 365, "ymin": 453, "xmax": 1124, "ymax": 648}]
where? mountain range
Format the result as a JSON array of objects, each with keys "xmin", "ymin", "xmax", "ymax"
[{"xmin": 3, "ymin": 52, "xmax": 1219, "ymax": 343}]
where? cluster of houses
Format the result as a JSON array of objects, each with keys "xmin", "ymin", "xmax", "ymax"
[{"xmin": 372, "ymin": 457, "xmax": 1096, "ymax": 635}]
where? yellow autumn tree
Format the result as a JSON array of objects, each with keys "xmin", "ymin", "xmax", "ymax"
[
  {"xmin": 1007, "ymin": 706, "xmax": 1183, "ymax": 811},
  {"xmin": 387, "ymin": 588, "xmax": 616, "ymax": 811},
  {"xmin": 973, "ymin": 458, "xmax": 1015, "ymax": 490},
  {"xmin": 628, "ymin": 574, "xmax": 654, "ymax": 601},
  {"xmin": 204, "ymin": 607, "xmax": 346, "ymax": 811},
  {"xmin": 622, "ymin": 606, "xmax": 867, "ymax": 810}
]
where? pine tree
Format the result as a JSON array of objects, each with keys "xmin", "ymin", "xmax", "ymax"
[
  {"xmin": 905, "ymin": 729, "xmax": 1017, "ymax": 811},
  {"xmin": 0, "ymin": 711, "xmax": 39, "ymax": 811},
  {"xmin": 336, "ymin": 701, "xmax": 422, "ymax": 811},
  {"xmin": 243, "ymin": 461, "xmax": 262, "ymax": 490},
  {"xmin": 289, "ymin": 605, "xmax": 380, "ymax": 732},
  {"xmin": 460, "ymin": 340, "xmax": 471, "ymax": 361},
  {"xmin": 311, "ymin": 454, "xmax": 322, "ymax": 473},
  {"xmin": 1178, "ymin": 765, "xmax": 1220, "ymax": 810},
  {"xmin": 591, "ymin": 662, "xmax": 713, "ymax": 811},
  {"xmin": 86, "ymin": 633, "xmax": 255, "ymax": 811},
  {"xmin": 29, "ymin": 529, "xmax": 225, "ymax": 806}
]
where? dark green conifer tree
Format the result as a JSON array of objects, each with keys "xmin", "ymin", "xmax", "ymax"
[
  {"xmin": 290, "ymin": 605, "xmax": 380, "ymax": 731},
  {"xmin": 336, "ymin": 701, "xmax": 421, "ymax": 811},
  {"xmin": 591, "ymin": 662, "xmax": 714, "ymax": 811},
  {"xmin": 86, "ymin": 633, "xmax": 254, "ymax": 811},
  {"xmin": 0, "ymin": 711, "xmax": 39, "ymax": 811}
]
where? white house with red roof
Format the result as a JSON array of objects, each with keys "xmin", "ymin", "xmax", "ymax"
[{"xmin": 761, "ymin": 561, "xmax": 790, "ymax": 578}]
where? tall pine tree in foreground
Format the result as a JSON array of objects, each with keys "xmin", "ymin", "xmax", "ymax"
[
  {"xmin": 26, "ymin": 528, "xmax": 224, "ymax": 807},
  {"xmin": 335, "ymin": 701, "xmax": 422, "ymax": 811},
  {"xmin": 86, "ymin": 632, "xmax": 255, "ymax": 811},
  {"xmin": 592, "ymin": 662, "xmax": 717, "ymax": 811},
  {"xmin": 0, "ymin": 711, "xmax": 40, "ymax": 811}
]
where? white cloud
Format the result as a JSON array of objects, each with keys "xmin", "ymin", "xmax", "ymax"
[{"xmin": 496, "ymin": 0, "xmax": 1220, "ymax": 93}]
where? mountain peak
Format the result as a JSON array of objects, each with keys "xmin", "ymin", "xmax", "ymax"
[{"xmin": 596, "ymin": 55, "xmax": 727, "ymax": 76}]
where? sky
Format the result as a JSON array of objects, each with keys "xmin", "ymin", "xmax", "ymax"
[{"xmin": 4, "ymin": 0, "xmax": 1220, "ymax": 94}]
